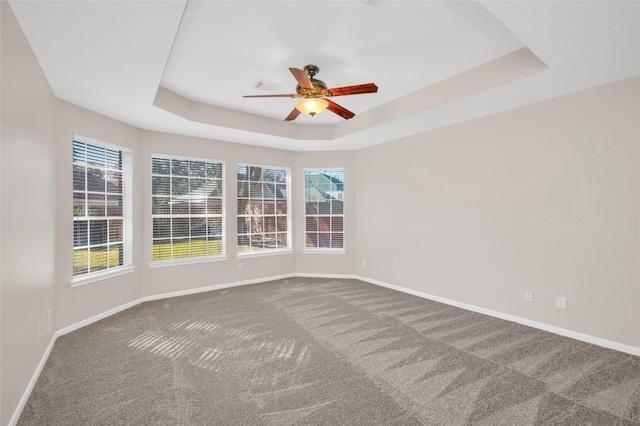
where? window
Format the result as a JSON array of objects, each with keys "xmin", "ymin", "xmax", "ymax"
[
  {"xmin": 304, "ymin": 169, "xmax": 344, "ymax": 250},
  {"xmin": 237, "ymin": 164, "xmax": 290, "ymax": 254},
  {"xmin": 151, "ymin": 155, "xmax": 225, "ymax": 263},
  {"xmin": 73, "ymin": 137, "xmax": 132, "ymax": 279}
]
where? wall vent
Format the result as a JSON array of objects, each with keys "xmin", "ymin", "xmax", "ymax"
[{"xmin": 253, "ymin": 80, "xmax": 280, "ymax": 92}]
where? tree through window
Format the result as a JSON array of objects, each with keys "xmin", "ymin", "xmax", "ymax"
[
  {"xmin": 151, "ymin": 155, "xmax": 224, "ymax": 262},
  {"xmin": 304, "ymin": 169, "xmax": 344, "ymax": 249},
  {"xmin": 237, "ymin": 164, "xmax": 290, "ymax": 253}
]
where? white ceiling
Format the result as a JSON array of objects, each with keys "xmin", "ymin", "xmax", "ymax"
[{"xmin": 8, "ymin": 1, "xmax": 640, "ymax": 151}]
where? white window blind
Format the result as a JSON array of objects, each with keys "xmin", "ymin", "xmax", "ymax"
[
  {"xmin": 237, "ymin": 164, "xmax": 290, "ymax": 253},
  {"xmin": 73, "ymin": 137, "xmax": 133, "ymax": 278},
  {"xmin": 304, "ymin": 169, "xmax": 344, "ymax": 249},
  {"xmin": 151, "ymin": 155, "xmax": 225, "ymax": 262}
]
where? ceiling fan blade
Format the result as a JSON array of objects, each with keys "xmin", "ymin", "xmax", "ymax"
[
  {"xmin": 326, "ymin": 99, "xmax": 355, "ymax": 120},
  {"xmin": 328, "ymin": 83, "xmax": 378, "ymax": 97},
  {"xmin": 284, "ymin": 108, "xmax": 301, "ymax": 121},
  {"xmin": 289, "ymin": 67, "xmax": 314, "ymax": 90},
  {"xmin": 243, "ymin": 94, "xmax": 297, "ymax": 98}
]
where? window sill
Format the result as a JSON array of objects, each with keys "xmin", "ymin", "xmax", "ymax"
[
  {"xmin": 237, "ymin": 249, "xmax": 293, "ymax": 259},
  {"xmin": 71, "ymin": 265, "xmax": 137, "ymax": 287},
  {"xmin": 303, "ymin": 249, "xmax": 347, "ymax": 255},
  {"xmin": 149, "ymin": 255, "xmax": 228, "ymax": 269}
]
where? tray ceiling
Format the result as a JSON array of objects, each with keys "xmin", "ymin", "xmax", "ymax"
[{"xmin": 8, "ymin": 1, "xmax": 640, "ymax": 151}]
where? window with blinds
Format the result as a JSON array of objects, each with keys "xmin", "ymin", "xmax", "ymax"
[
  {"xmin": 237, "ymin": 164, "xmax": 290, "ymax": 254},
  {"xmin": 304, "ymin": 169, "xmax": 344, "ymax": 250},
  {"xmin": 151, "ymin": 155, "xmax": 225, "ymax": 262},
  {"xmin": 73, "ymin": 137, "xmax": 133, "ymax": 278}
]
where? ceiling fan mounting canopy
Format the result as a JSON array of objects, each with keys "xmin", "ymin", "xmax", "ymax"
[
  {"xmin": 243, "ymin": 64, "xmax": 378, "ymax": 121},
  {"xmin": 303, "ymin": 64, "xmax": 319, "ymax": 78}
]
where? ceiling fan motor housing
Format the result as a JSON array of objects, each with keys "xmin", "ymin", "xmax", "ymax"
[
  {"xmin": 295, "ymin": 65, "xmax": 330, "ymax": 97},
  {"xmin": 296, "ymin": 79, "xmax": 328, "ymax": 96}
]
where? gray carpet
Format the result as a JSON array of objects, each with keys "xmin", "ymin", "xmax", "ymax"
[{"xmin": 19, "ymin": 278, "xmax": 640, "ymax": 425}]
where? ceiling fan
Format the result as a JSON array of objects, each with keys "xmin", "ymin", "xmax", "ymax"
[{"xmin": 243, "ymin": 65, "xmax": 378, "ymax": 121}]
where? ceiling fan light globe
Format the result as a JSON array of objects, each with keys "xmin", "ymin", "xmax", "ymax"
[{"xmin": 296, "ymin": 98, "xmax": 329, "ymax": 116}]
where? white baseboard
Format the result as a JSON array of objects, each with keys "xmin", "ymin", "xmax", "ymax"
[
  {"xmin": 357, "ymin": 275, "xmax": 640, "ymax": 357},
  {"xmin": 8, "ymin": 334, "xmax": 57, "ymax": 426},
  {"xmin": 57, "ymin": 273, "xmax": 299, "ymax": 337},
  {"xmin": 56, "ymin": 298, "xmax": 143, "ymax": 337},
  {"xmin": 295, "ymin": 272, "xmax": 359, "ymax": 280},
  {"xmin": 139, "ymin": 273, "xmax": 299, "ymax": 303},
  {"xmin": 11, "ymin": 273, "xmax": 640, "ymax": 425}
]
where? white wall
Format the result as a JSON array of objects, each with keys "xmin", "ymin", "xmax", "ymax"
[
  {"xmin": 356, "ymin": 77, "xmax": 640, "ymax": 348},
  {"xmin": 1, "ymin": 3, "xmax": 57, "ymax": 424},
  {"xmin": 53, "ymin": 100, "xmax": 144, "ymax": 330}
]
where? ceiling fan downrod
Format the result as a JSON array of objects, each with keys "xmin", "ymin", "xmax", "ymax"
[{"xmin": 303, "ymin": 64, "xmax": 320, "ymax": 79}]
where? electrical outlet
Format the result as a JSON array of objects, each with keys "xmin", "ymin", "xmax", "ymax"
[
  {"xmin": 362, "ymin": 259, "xmax": 367, "ymax": 267},
  {"xmin": 238, "ymin": 262, "xmax": 243, "ymax": 270},
  {"xmin": 556, "ymin": 296, "xmax": 567, "ymax": 309},
  {"xmin": 525, "ymin": 291, "xmax": 533, "ymax": 302}
]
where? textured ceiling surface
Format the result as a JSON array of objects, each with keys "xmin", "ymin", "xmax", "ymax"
[{"xmin": 8, "ymin": 1, "xmax": 640, "ymax": 151}]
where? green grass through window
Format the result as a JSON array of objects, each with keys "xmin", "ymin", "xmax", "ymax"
[{"xmin": 152, "ymin": 239, "xmax": 222, "ymax": 261}]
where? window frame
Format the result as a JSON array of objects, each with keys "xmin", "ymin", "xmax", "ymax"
[
  {"xmin": 303, "ymin": 168, "xmax": 346, "ymax": 254},
  {"xmin": 72, "ymin": 135, "xmax": 135, "ymax": 286},
  {"xmin": 236, "ymin": 162, "xmax": 292, "ymax": 257},
  {"xmin": 150, "ymin": 153, "xmax": 227, "ymax": 267}
]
